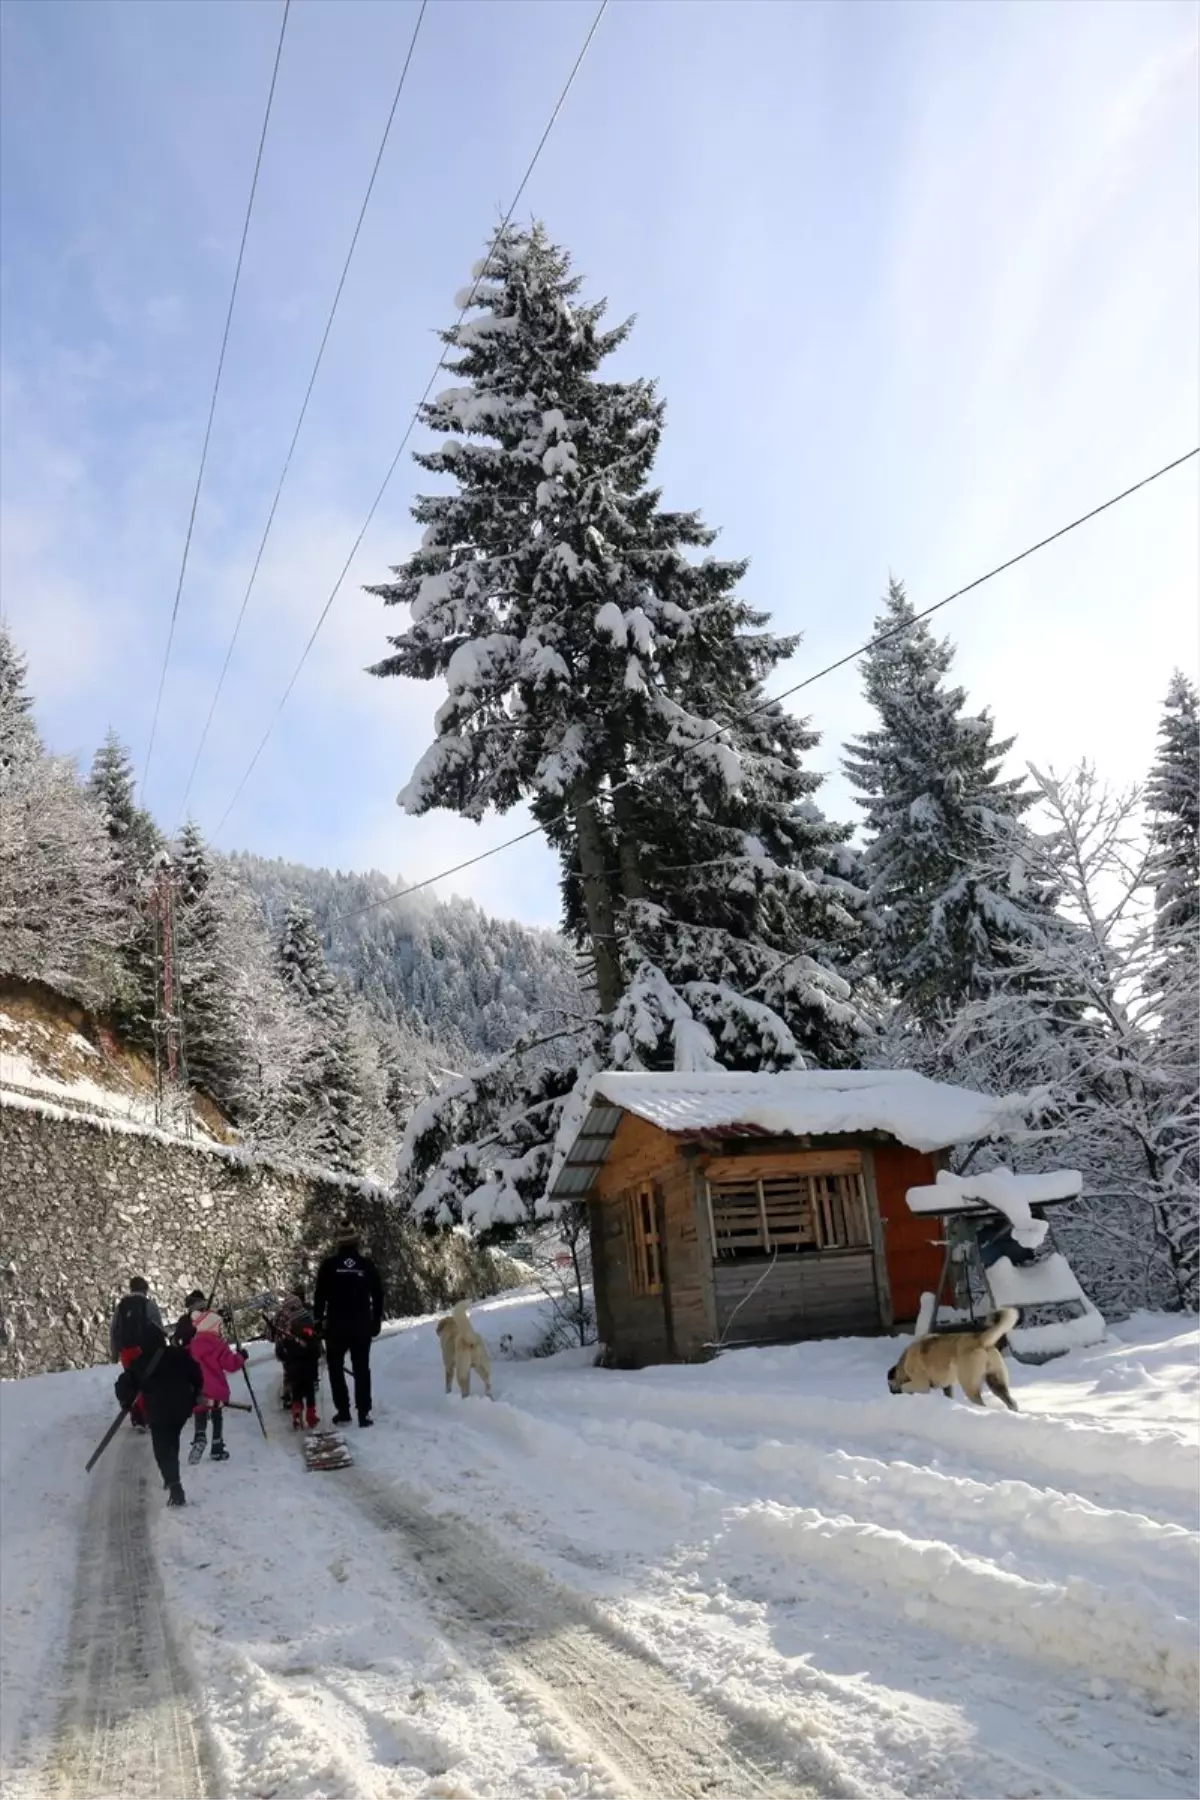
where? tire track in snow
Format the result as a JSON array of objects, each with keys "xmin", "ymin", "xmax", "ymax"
[
  {"xmin": 30, "ymin": 1433, "xmax": 215, "ymax": 1800},
  {"xmin": 341, "ymin": 1463, "xmax": 825, "ymax": 1800}
]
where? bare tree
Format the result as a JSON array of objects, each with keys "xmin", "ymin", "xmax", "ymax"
[
  {"xmin": 529, "ymin": 1206, "xmax": 595, "ymax": 1354},
  {"xmin": 888, "ymin": 765, "xmax": 1197, "ymax": 1313}
]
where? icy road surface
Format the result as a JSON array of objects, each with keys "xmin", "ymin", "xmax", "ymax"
[{"xmin": 1, "ymin": 1299, "xmax": 1196, "ymax": 1799}]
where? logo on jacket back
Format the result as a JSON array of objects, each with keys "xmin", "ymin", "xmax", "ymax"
[{"xmin": 341, "ymin": 1257, "xmax": 359, "ymax": 1271}]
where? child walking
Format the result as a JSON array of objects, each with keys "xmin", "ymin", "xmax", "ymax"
[
  {"xmin": 180, "ymin": 1288, "xmax": 247, "ymax": 1462},
  {"xmin": 269, "ymin": 1290, "xmax": 322, "ymax": 1430},
  {"xmin": 114, "ymin": 1321, "xmax": 203, "ymax": 1506}
]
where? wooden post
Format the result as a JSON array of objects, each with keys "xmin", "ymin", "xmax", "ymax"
[
  {"xmin": 654, "ymin": 1183, "xmax": 678, "ymax": 1361},
  {"xmin": 861, "ymin": 1150, "xmax": 894, "ymax": 1331}
]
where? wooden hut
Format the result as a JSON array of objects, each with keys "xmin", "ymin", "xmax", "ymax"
[{"xmin": 550, "ymin": 1069, "xmax": 1031, "ymax": 1367}]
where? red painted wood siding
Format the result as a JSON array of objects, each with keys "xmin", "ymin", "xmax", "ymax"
[{"xmin": 873, "ymin": 1145, "xmax": 943, "ymax": 1323}]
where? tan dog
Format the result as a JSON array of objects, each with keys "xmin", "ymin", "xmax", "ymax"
[
  {"xmin": 887, "ymin": 1307, "xmax": 1019, "ymax": 1410},
  {"xmin": 436, "ymin": 1302, "xmax": 493, "ymax": 1399}
]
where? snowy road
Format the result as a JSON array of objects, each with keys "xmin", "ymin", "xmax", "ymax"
[
  {"xmin": 36, "ymin": 1433, "xmax": 215, "ymax": 1799},
  {"xmin": 1, "ymin": 1301, "xmax": 1196, "ymax": 1799}
]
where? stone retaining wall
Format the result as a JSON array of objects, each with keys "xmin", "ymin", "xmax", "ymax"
[{"xmin": 0, "ymin": 1094, "xmax": 511, "ymax": 1377}]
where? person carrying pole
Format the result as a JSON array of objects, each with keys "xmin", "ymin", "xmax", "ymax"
[
  {"xmin": 108, "ymin": 1275, "xmax": 163, "ymax": 1430},
  {"xmin": 114, "ymin": 1319, "xmax": 203, "ymax": 1506}
]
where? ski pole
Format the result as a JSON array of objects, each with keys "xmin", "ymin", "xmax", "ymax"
[
  {"xmin": 204, "ymin": 1250, "xmax": 231, "ymax": 1312},
  {"xmin": 88, "ymin": 1251, "xmax": 232, "ymax": 1475},
  {"xmin": 225, "ymin": 1280, "xmax": 268, "ymax": 1440},
  {"xmin": 85, "ymin": 1343, "xmax": 166, "ymax": 1475}
]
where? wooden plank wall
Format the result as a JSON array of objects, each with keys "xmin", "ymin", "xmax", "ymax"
[
  {"xmin": 872, "ymin": 1143, "xmax": 943, "ymax": 1323},
  {"xmin": 589, "ymin": 1114, "xmax": 715, "ymax": 1365},
  {"xmin": 713, "ymin": 1249, "xmax": 879, "ymax": 1344}
]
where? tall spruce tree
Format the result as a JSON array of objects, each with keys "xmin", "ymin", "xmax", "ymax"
[
  {"xmin": 0, "ymin": 628, "xmax": 38, "ymax": 770},
  {"xmin": 0, "ymin": 629, "xmax": 125, "ymax": 1001},
  {"xmin": 87, "ymin": 730, "xmax": 163, "ymax": 1038},
  {"xmin": 1145, "ymin": 672, "xmax": 1199, "ymax": 1304},
  {"xmin": 276, "ymin": 902, "xmax": 366, "ymax": 1175},
  {"xmin": 373, "ymin": 224, "xmax": 870, "ymax": 1224},
  {"xmin": 1146, "ymin": 671, "xmax": 1199, "ymax": 954},
  {"xmin": 172, "ymin": 821, "xmax": 247, "ymax": 1113},
  {"xmin": 844, "ymin": 578, "xmax": 1047, "ymax": 1017}
]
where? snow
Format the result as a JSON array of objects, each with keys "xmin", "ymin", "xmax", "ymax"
[
  {"xmin": 1010, "ymin": 1306, "xmax": 1108, "ymax": 1358},
  {"xmin": 593, "ymin": 600, "xmax": 626, "ymax": 644},
  {"xmin": 989, "ymin": 1252, "xmax": 1088, "ymax": 1308},
  {"xmin": 579, "ymin": 1068, "xmax": 1037, "ymax": 1155},
  {"xmin": 0, "ymin": 1087, "xmax": 386, "ymax": 1195},
  {"xmin": 907, "ymin": 1167, "xmax": 1080, "ymax": 1239},
  {"xmin": 2, "ymin": 1304, "xmax": 1196, "ymax": 1800}
]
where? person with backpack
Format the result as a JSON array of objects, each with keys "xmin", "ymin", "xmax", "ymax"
[
  {"xmin": 114, "ymin": 1319, "xmax": 203, "ymax": 1506},
  {"xmin": 267, "ymin": 1289, "xmax": 322, "ymax": 1431},
  {"xmin": 109, "ymin": 1276, "xmax": 164, "ymax": 1430},
  {"xmin": 179, "ymin": 1288, "xmax": 247, "ymax": 1463},
  {"xmin": 313, "ymin": 1223, "xmax": 384, "ymax": 1429}
]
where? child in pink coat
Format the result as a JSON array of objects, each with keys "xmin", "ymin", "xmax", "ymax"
[{"xmin": 181, "ymin": 1289, "xmax": 247, "ymax": 1463}]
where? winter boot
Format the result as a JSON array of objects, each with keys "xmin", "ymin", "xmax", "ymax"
[
  {"xmin": 357, "ymin": 1414, "xmax": 373, "ymax": 1429},
  {"xmin": 210, "ymin": 1441, "xmax": 230, "ymax": 1462},
  {"xmin": 167, "ymin": 1483, "xmax": 186, "ymax": 1507},
  {"xmin": 291, "ymin": 1401, "xmax": 304, "ymax": 1431},
  {"xmin": 332, "ymin": 1410, "xmax": 352, "ymax": 1426},
  {"xmin": 305, "ymin": 1404, "xmax": 319, "ymax": 1429}
]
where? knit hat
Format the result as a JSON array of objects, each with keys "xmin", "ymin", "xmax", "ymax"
[
  {"xmin": 334, "ymin": 1221, "xmax": 359, "ymax": 1247},
  {"xmin": 184, "ymin": 1289, "xmax": 205, "ymax": 1310}
]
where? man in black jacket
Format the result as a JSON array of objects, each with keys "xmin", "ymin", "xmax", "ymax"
[
  {"xmin": 114, "ymin": 1321, "xmax": 203, "ymax": 1505},
  {"xmin": 313, "ymin": 1223, "xmax": 384, "ymax": 1428}
]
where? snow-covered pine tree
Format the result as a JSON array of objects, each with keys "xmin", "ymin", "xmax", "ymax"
[
  {"xmin": 1144, "ymin": 674, "xmax": 1199, "ymax": 1306},
  {"xmin": 276, "ymin": 902, "xmax": 367, "ymax": 1175},
  {"xmin": 87, "ymin": 730, "xmax": 163, "ymax": 1040},
  {"xmin": 373, "ymin": 223, "xmax": 870, "ymax": 1224},
  {"xmin": 0, "ymin": 628, "xmax": 38, "ymax": 770},
  {"xmin": 1147, "ymin": 671, "xmax": 1199, "ymax": 955},
  {"xmin": 0, "ymin": 630, "xmax": 126, "ymax": 1003},
  {"xmin": 844, "ymin": 578, "xmax": 1047, "ymax": 1017},
  {"xmin": 170, "ymin": 821, "xmax": 252, "ymax": 1115},
  {"xmin": 89, "ymin": 732, "xmax": 162, "ymax": 874}
]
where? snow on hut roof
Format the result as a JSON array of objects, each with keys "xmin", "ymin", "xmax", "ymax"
[{"xmin": 549, "ymin": 1069, "xmax": 1035, "ymax": 1198}]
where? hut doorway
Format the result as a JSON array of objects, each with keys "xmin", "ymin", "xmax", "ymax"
[{"xmin": 704, "ymin": 1150, "xmax": 884, "ymax": 1344}]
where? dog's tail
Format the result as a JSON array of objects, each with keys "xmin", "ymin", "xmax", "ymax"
[{"xmin": 979, "ymin": 1307, "xmax": 1019, "ymax": 1348}]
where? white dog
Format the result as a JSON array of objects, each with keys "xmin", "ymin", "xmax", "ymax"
[{"xmin": 436, "ymin": 1301, "xmax": 493, "ymax": 1399}]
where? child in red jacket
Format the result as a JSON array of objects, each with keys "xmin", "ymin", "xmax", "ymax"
[{"xmin": 181, "ymin": 1289, "xmax": 247, "ymax": 1462}]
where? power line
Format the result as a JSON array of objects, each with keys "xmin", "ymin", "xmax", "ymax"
[
  {"xmin": 175, "ymin": 0, "xmax": 429, "ymax": 827},
  {"xmin": 140, "ymin": 0, "xmax": 291, "ymax": 804},
  {"xmin": 210, "ymin": 0, "xmax": 610, "ymax": 841},
  {"xmin": 319, "ymin": 447, "xmax": 1198, "ymax": 930}
]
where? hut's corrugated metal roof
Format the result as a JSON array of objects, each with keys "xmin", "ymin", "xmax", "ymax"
[{"xmin": 548, "ymin": 1070, "xmax": 1034, "ymax": 1199}]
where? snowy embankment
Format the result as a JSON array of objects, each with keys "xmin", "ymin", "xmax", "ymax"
[{"xmin": 1, "ymin": 1303, "xmax": 1196, "ymax": 1800}]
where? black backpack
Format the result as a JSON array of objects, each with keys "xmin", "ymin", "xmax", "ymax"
[{"xmin": 113, "ymin": 1292, "xmax": 151, "ymax": 1352}]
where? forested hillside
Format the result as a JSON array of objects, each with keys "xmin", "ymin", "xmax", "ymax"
[{"xmin": 226, "ymin": 855, "xmax": 583, "ymax": 1060}]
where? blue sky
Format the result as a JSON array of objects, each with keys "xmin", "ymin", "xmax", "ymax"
[{"xmin": 2, "ymin": 0, "xmax": 1196, "ymax": 928}]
